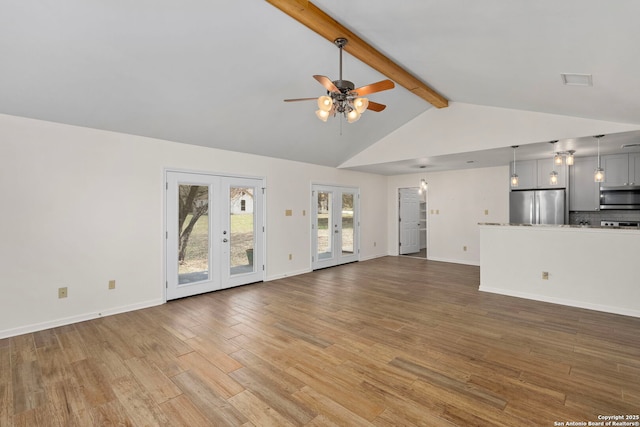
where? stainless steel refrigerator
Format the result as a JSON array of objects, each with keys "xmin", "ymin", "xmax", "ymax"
[{"xmin": 509, "ymin": 189, "xmax": 566, "ymax": 225}]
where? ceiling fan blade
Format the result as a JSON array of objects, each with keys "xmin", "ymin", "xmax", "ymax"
[
  {"xmin": 352, "ymin": 79, "xmax": 395, "ymax": 96},
  {"xmin": 367, "ymin": 101, "xmax": 386, "ymax": 112},
  {"xmin": 313, "ymin": 75, "xmax": 339, "ymax": 93},
  {"xmin": 284, "ymin": 97, "xmax": 317, "ymax": 102}
]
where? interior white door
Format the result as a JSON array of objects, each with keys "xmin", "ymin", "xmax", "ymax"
[
  {"xmin": 312, "ymin": 185, "xmax": 359, "ymax": 270},
  {"xmin": 166, "ymin": 172, "xmax": 264, "ymax": 300},
  {"xmin": 399, "ymin": 188, "xmax": 420, "ymax": 254}
]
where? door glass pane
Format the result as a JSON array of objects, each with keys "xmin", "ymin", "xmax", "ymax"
[
  {"xmin": 341, "ymin": 193, "xmax": 354, "ymax": 255},
  {"xmin": 230, "ymin": 186, "xmax": 255, "ymax": 275},
  {"xmin": 317, "ymin": 191, "xmax": 333, "ymax": 260},
  {"xmin": 178, "ymin": 185, "xmax": 209, "ymax": 284}
]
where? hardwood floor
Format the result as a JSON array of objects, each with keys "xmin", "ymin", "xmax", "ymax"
[{"xmin": 2, "ymin": 256, "xmax": 639, "ymax": 426}]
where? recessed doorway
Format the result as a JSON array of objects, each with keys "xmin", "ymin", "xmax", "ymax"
[{"xmin": 398, "ymin": 187, "xmax": 427, "ymax": 258}]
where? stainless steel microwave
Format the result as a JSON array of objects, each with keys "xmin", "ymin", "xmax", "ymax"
[{"xmin": 600, "ymin": 185, "xmax": 640, "ymax": 210}]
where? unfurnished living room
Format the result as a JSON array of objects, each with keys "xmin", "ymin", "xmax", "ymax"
[{"xmin": 1, "ymin": 1, "xmax": 639, "ymax": 426}]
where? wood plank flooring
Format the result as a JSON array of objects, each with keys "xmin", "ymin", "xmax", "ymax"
[{"xmin": 2, "ymin": 256, "xmax": 639, "ymax": 426}]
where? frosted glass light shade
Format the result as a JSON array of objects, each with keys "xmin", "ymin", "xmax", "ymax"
[
  {"xmin": 315, "ymin": 109, "xmax": 330, "ymax": 122},
  {"xmin": 594, "ymin": 167, "xmax": 605, "ymax": 182},
  {"xmin": 554, "ymin": 153, "xmax": 563, "ymax": 166},
  {"xmin": 510, "ymin": 174, "xmax": 519, "ymax": 187},
  {"xmin": 317, "ymin": 96, "xmax": 333, "ymax": 112},
  {"xmin": 549, "ymin": 171, "xmax": 559, "ymax": 185},
  {"xmin": 353, "ymin": 97, "xmax": 369, "ymax": 114},
  {"xmin": 347, "ymin": 109, "xmax": 361, "ymax": 123},
  {"xmin": 566, "ymin": 152, "xmax": 575, "ymax": 166}
]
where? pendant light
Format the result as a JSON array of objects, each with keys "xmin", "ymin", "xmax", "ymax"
[
  {"xmin": 549, "ymin": 141, "xmax": 559, "ymax": 185},
  {"xmin": 418, "ymin": 178, "xmax": 428, "ymax": 195},
  {"xmin": 554, "ymin": 152, "xmax": 564, "ymax": 166},
  {"xmin": 594, "ymin": 135, "xmax": 605, "ymax": 182},
  {"xmin": 510, "ymin": 145, "xmax": 519, "ymax": 187},
  {"xmin": 566, "ymin": 150, "xmax": 575, "ymax": 166}
]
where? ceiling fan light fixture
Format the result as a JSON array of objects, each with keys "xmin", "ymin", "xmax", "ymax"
[
  {"xmin": 315, "ymin": 109, "xmax": 330, "ymax": 122},
  {"xmin": 284, "ymin": 38, "xmax": 394, "ymax": 125},
  {"xmin": 346, "ymin": 108, "xmax": 361, "ymax": 123},
  {"xmin": 317, "ymin": 96, "xmax": 333, "ymax": 112},
  {"xmin": 353, "ymin": 97, "xmax": 369, "ymax": 114}
]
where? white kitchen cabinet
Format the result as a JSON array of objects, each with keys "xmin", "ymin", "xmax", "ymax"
[
  {"xmin": 602, "ymin": 153, "xmax": 640, "ymax": 186},
  {"xmin": 509, "ymin": 159, "xmax": 537, "ymax": 189},
  {"xmin": 537, "ymin": 159, "xmax": 567, "ymax": 188},
  {"xmin": 419, "ymin": 201, "xmax": 427, "ymax": 249},
  {"xmin": 631, "ymin": 153, "xmax": 640, "ymax": 185},
  {"xmin": 570, "ymin": 156, "xmax": 599, "ymax": 211}
]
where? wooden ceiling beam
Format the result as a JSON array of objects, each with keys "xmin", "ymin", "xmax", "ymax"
[{"xmin": 265, "ymin": 0, "xmax": 449, "ymax": 108}]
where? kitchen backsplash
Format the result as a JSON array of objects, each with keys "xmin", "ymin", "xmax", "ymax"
[{"xmin": 570, "ymin": 210, "xmax": 640, "ymax": 226}]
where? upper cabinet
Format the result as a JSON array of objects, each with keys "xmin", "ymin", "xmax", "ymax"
[
  {"xmin": 601, "ymin": 153, "xmax": 640, "ymax": 186},
  {"xmin": 570, "ymin": 156, "xmax": 599, "ymax": 211},
  {"xmin": 510, "ymin": 159, "xmax": 567, "ymax": 189}
]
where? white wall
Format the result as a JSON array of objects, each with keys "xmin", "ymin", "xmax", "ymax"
[
  {"xmin": 387, "ymin": 166, "xmax": 509, "ymax": 265},
  {"xmin": 0, "ymin": 114, "xmax": 388, "ymax": 338},
  {"xmin": 480, "ymin": 225, "xmax": 640, "ymax": 318}
]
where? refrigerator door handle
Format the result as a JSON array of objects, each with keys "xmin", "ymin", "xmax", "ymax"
[{"xmin": 535, "ymin": 192, "xmax": 540, "ymax": 224}]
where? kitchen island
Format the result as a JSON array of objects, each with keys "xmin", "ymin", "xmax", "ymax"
[{"xmin": 479, "ymin": 223, "xmax": 640, "ymax": 318}]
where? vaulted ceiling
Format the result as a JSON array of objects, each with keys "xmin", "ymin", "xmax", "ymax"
[{"xmin": 2, "ymin": 1, "xmax": 640, "ymax": 173}]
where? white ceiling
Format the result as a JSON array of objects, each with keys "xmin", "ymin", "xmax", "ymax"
[{"xmin": 2, "ymin": 1, "xmax": 640, "ymax": 173}]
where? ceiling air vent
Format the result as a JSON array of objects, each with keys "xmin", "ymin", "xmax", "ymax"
[{"xmin": 561, "ymin": 73, "xmax": 593, "ymax": 86}]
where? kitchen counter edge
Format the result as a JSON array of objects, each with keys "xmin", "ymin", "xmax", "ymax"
[{"xmin": 478, "ymin": 222, "xmax": 640, "ymax": 231}]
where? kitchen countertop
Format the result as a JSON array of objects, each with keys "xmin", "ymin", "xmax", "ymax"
[{"xmin": 478, "ymin": 222, "xmax": 640, "ymax": 230}]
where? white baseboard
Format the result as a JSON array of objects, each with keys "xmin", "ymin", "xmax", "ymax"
[
  {"xmin": 479, "ymin": 286, "xmax": 640, "ymax": 319},
  {"xmin": 359, "ymin": 253, "xmax": 387, "ymax": 262},
  {"xmin": 266, "ymin": 268, "xmax": 312, "ymax": 281},
  {"xmin": 0, "ymin": 298, "xmax": 164, "ymax": 339},
  {"xmin": 427, "ymin": 256, "xmax": 480, "ymax": 267}
]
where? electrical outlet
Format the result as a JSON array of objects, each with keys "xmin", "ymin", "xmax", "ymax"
[
  {"xmin": 288, "ymin": 254, "xmax": 292, "ymax": 260},
  {"xmin": 542, "ymin": 272, "xmax": 549, "ymax": 280},
  {"xmin": 58, "ymin": 287, "xmax": 68, "ymax": 298},
  {"xmin": 302, "ymin": 210, "xmax": 306, "ymax": 216},
  {"xmin": 108, "ymin": 280, "xmax": 116, "ymax": 290},
  {"xmin": 285, "ymin": 209, "xmax": 292, "ymax": 216},
  {"xmin": 484, "ymin": 209, "xmax": 489, "ymax": 215},
  {"xmin": 374, "ymin": 241, "xmax": 377, "ymax": 247},
  {"xmin": 463, "ymin": 246, "xmax": 467, "ymax": 251}
]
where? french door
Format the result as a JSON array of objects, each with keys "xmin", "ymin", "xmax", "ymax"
[
  {"xmin": 312, "ymin": 185, "xmax": 359, "ymax": 270},
  {"xmin": 166, "ymin": 171, "xmax": 264, "ymax": 300}
]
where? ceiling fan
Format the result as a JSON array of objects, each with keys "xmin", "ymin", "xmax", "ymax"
[{"xmin": 285, "ymin": 37, "xmax": 395, "ymax": 123}]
